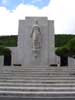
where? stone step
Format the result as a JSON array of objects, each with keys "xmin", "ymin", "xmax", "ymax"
[
  {"xmin": 0, "ymin": 73, "xmax": 73, "ymax": 76},
  {"xmin": 0, "ymin": 69, "xmax": 75, "ymax": 73},
  {"xmin": 0, "ymin": 73, "xmax": 67, "ymax": 76},
  {"xmin": 0, "ymin": 79, "xmax": 75, "ymax": 83},
  {"xmin": 0, "ymin": 66, "xmax": 72, "ymax": 69},
  {"xmin": 0, "ymin": 72, "xmax": 71, "ymax": 75},
  {"xmin": 0, "ymin": 68, "xmax": 75, "ymax": 72},
  {"xmin": 0, "ymin": 72, "xmax": 74, "ymax": 75},
  {"xmin": 0, "ymin": 83, "xmax": 74, "ymax": 88},
  {"xmin": 0, "ymin": 66, "xmax": 51, "ymax": 69},
  {"xmin": 0, "ymin": 70, "xmax": 72, "ymax": 73},
  {"xmin": 0, "ymin": 86, "xmax": 75, "ymax": 91},
  {"xmin": 0, "ymin": 70, "xmax": 70, "ymax": 72},
  {"xmin": 0, "ymin": 65, "xmax": 71, "ymax": 67},
  {"xmin": 0, "ymin": 73, "xmax": 74, "ymax": 76},
  {"xmin": 0, "ymin": 70, "xmax": 73, "ymax": 74},
  {"xmin": 0, "ymin": 74, "xmax": 72, "ymax": 77},
  {"xmin": 0, "ymin": 69, "xmax": 71, "ymax": 72},
  {"xmin": 0, "ymin": 66, "xmax": 73, "ymax": 70},
  {"xmin": 0, "ymin": 75, "xmax": 75, "ymax": 78},
  {"xmin": 0, "ymin": 71, "xmax": 71, "ymax": 74},
  {"xmin": 0, "ymin": 70, "xmax": 72, "ymax": 72},
  {"xmin": 0, "ymin": 68, "xmax": 68, "ymax": 71},
  {"xmin": 0, "ymin": 91, "xmax": 75, "ymax": 98},
  {"xmin": 0, "ymin": 71, "xmax": 70, "ymax": 74},
  {"xmin": 0, "ymin": 69, "xmax": 71, "ymax": 71},
  {"xmin": 0, "ymin": 78, "xmax": 75, "ymax": 82},
  {"xmin": 0, "ymin": 72, "xmax": 72, "ymax": 75},
  {"xmin": 0, "ymin": 75, "xmax": 73, "ymax": 78},
  {"xmin": 0, "ymin": 68, "xmax": 68, "ymax": 70},
  {"xmin": 0, "ymin": 82, "xmax": 75, "ymax": 87}
]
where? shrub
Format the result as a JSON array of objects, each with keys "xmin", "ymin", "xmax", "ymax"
[
  {"xmin": 0, "ymin": 46, "xmax": 11, "ymax": 56},
  {"xmin": 55, "ymin": 45, "xmax": 70, "ymax": 57},
  {"xmin": 55, "ymin": 38, "xmax": 75, "ymax": 58}
]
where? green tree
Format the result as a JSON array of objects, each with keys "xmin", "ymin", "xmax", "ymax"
[
  {"xmin": 67, "ymin": 38, "xmax": 75, "ymax": 57},
  {"xmin": 55, "ymin": 45, "xmax": 69, "ymax": 57},
  {"xmin": 55, "ymin": 38, "xmax": 75, "ymax": 58},
  {"xmin": 0, "ymin": 46, "xmax": 11, "ymax": 56}
]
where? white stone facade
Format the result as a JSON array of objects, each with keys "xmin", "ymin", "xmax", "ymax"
[
  {"xmin": 11, "ymin": 17, "xmax": 56, "ymax": 66},
  {"xmin": 68, "ymin": 57, "xmax": 75, "ymax": 66}
]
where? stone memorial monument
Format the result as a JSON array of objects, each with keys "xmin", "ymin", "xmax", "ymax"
[{"xmin": 12, "ymin": 17, "xmax": 56, "ymax": 66}]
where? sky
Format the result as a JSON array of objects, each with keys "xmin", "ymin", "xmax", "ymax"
[{"xmin": 0, "ymin": 0, "xmax": 75, "ymax": 35}]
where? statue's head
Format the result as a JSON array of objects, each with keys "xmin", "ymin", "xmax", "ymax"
[
  {"xmin": 32, "ymin": 20, "xmax": 41, "ymax": 33},
  {"xmin": 33, "ymin": 20, "xmax": 39, "ymax": 29}
]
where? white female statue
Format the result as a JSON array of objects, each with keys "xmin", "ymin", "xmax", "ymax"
[{"xmin": 31, "ymin": 21, "xmax": 41, "ymax": 58}]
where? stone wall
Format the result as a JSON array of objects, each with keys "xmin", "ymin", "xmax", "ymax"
[
  {"xmin": 68, "ymin": 57, "xmax": 75, "ymax": 67},
  {"xmin": 0, "ymin": 56, "xmax": 4, "ymax": 66},
  {"xmin": 9, "ymin": 47, "xmax": 21, "ymax": 65},
  {"xmin": 17, "ymin": 17, "xmax": 55, "ymax": 66}
]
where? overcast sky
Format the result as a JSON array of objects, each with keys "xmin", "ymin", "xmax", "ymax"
[{"xmin": 0, "ymin": 0, "xmax": 75, "ymax": 35}]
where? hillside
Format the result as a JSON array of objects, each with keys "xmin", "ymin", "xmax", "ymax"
[
  {"xmin": 0, "ymin": 35, "xmax": 17, "ymax": 47},
  {"xmin": 0, "ymin": 34, "xmax": 75, "ymax": 47},
  {"xmin": 55, "ymin": 34, "xmax": 75, "ymax": 47}
]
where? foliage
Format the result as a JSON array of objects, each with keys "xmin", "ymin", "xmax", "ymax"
[
  {"xmin": 67, "ymin": 38, "xmax": 75, "ymax": 57},
  {"xmin": 0, "ymin": 46, "xmax": 11, "ymax": 56},
  {"xmin": 0, "ymin": 35, "xmax": 17, "ymax": 47},
  {"xmin": 55, "ymin": 34, "xmax": 75, "ymax": 47},
  {"xmin": 55, "ymin": 37, "xmax": 75, "ymax": 58},
  {"xmin": 55, "ymin": 45, "xmax": 70, "ymax": 57}
]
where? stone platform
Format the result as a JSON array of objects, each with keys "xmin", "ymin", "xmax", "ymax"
[{"xmin": 0, "ymin": 66, "xmax": 75, "ymax": 99}]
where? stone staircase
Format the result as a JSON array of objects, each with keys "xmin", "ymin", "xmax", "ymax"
[{"xmin": 0, "ymin": 66, "xmax": 75, "ymax": 99}]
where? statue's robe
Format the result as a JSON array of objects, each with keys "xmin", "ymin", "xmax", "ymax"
[{"xmin": 31, "ymin": 23, "xmax": 41, "ymax": 57}]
